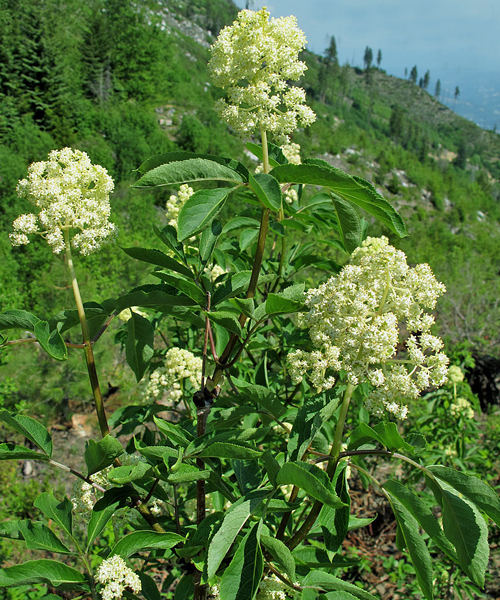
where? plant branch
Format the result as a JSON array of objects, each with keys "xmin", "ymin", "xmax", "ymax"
[
  {"xmin": 286, "ymin": 383, "xmax": 356, "ymax": 550},
  {"xmin": 64, "ymin": 229, "xmax": 110, "ymax": 438}
]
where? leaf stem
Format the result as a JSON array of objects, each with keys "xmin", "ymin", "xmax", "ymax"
[{"xmin": 286, "ymin": 382, "xmax": 356, "ymax": 550}]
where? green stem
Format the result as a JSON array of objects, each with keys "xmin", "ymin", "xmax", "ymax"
[
  {"xmin": 286, "ymin": 382, "xmax": 356, "ymax": 550},
  {"xmin": 261, "ymin": 129, "xmax": 270, "ymax": 175},
  {"xmin": 212, "ymin": 205, "xmax": 271, "ymax": 387},
  {"xmin": 64, "ymin": 229, "xmax": 109, "ymax": 438}
]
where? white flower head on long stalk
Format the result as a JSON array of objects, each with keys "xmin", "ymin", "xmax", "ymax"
[
  {"xmin": 11, "ymin": 147, "xmax": 116, "ymax": 255},
  {"xmin": 208, "ymin": 7, "xmax": 316, "ymax": 142},
  {"xmin": 288, "ymin": 237, "xmax": 449, "ymax": 419}
]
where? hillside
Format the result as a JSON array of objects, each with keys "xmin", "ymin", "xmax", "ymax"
[{"xmin": 0, "ymin": 0, "xmax": 499, "ymax": 353}]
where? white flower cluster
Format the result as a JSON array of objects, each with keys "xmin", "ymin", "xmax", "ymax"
[
  {"xmin": 281, "ymin": 143, "xmax": 302, "ymax": 165},
  {"xmin": 143, "ymin": 347, "xmax": 203, "ymax": 404},
  {"xmin": 282, "ymin": 143, "xmax": 301, "ymax": 204},
  {"xmin": 447, "ymin": 365, "xmax": 464, "ymax": 383},
  {"xmin": 71, "ymin": 467, "xmax": 111, "ymax": 514},
  {"xmin": 257, "ymin": 575, "xmax": 299, "ymax": 599},
  {"xmin": 11, "ymin": 148, "xmax": 115, "ymax": 255},
  {"xmin": 166, "ymin": 184, "xmax": 194, "ymax": 228},
  {"xmin": 208, "ymin": 8, "xmax": 316, "ymax": 141},
  {"xmin": 96, "ymin": 555, "xmax": 141, "ymax": 600},
  {"xmin": 450, "ymin": 397, "xmax": 474, "ymax": 420},
  {"xmin": 288, "ymin": 237, "xmax": 449, "ymax": 419}
]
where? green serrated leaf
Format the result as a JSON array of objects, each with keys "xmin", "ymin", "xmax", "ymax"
[
  {"xmin": 330, "ymin": 196, "xmax": 362, "ymax": 254},
  {"xmin": 153, "ymin": 272, "xmax": 206, "ymax": 305},
  {"xmin": 386, "ymin": 494, "xmax": 434, "ymax": 600},
  {"xmin": 174, "ymin": 574, "xmax": 194, "ymax": 600},
  {"xmin": 246, "ymin": 141, "xmax": 287, "ymax": 167},
  {"xmin": 428, "ymin": 465, "xmax": 500, "ymax": 527},
  {"xmin": 199, "ymin": 219, "xmax": 223, "ymax": 269},
  {"xmin": 166, "ymin": 463, "xmax": 211, "ymax": 484},
  {"xmin": 84, "ymin": 435, "xmax": 123, "ymax": 476},
  {"xmin": 276, "ymin": 462, "xmax": 345, "ymax": 509},
  {"xmin": 249, "ymin": 173, "xmax": 282, "ymax": 210},
  {"xmin": 108, "ymin": 461, "xmax": 153, "ymax": 484},
  {"xmin": 287, "ymin": 394, "xmax": 340, "ymax": 462},
  {"xmin": 112, "ymin": 531, "xmax": 184, "ymax": 559},
  {"xmin": 236, "ymin": 382, "xmax": 286, "ymax": 419},
  {"xmin": 0, "ymin": 560, "xmax": 86, "ymax": 589},
  {"xmin": 219, "ymin": 521, "xmax": 263, "ymax": 600},
  {"xmin": 320, "ymin": 467, "xmax": 351, "ymax": 553},
  {"xmin": 272, "ymin": 164, "xmax": 407, "ymax": 237},
  {"xmin": 112, "ymin": 285, "xmax": 198, "ymax": 313},
  {"xmin": 302, "ymin": 571, "xmax": 378, "ymax": 599},
  {"xmin": 0, "ymin": 412, "xmax": 52, "ymax": 456},
  {"xmin": 222, "ymin": 217, "xmax": 261, "ymax": 234},
  {"xmin": 0, "ymin": 442, "xmax": 50, "ymax": 461},
  {"xmin": 212, "ymin": 271, "xmax": 252, "ymax": 306},
  {"xmin": 228, "ymin": 298, "xmax": 255, "ymax": 320},
  {"xmin": 34, "ymin": 492, "xmax": 73, "ymax": 536},
  {"xmin": 0, "ymin": 521, "xmax": 24, "ymax": 540},
  {"xmin": 197, "ymin": 441, "xmax": 261, "ymax": 460},
  {"xmin": 178, "ymin": 187, "xmax": 236, "ymax": 241},
  {"xmin": 19, "ymin": 521, "xmax": 71, "ymax": 555},
  {"xmin": 239, "ymin": 228, "xmax": 259, "ymax": 252},
  {"xmin": 138, "ymin": 572, "xmax": 162, "ymax": 600},
  {"xmin": 0, "ymin": 310, "xmax": 40, "ymax": 332},
  {"xmin": 261, "ymin": 535, "xmax": 295, "ymax": 580},
  {"xmin": 440, "ymin": 483, "xmax": 489, "ymax": 587},
  {"xmin": 125, "ymin": 312, "xmax": 154, "ymax": 382},
  {"xmin": 207, "ymin": 490, "xmax": 269, "ymax": 580},
  {"xmin": 153, "ymin": 225, "xmax": 187, "ymax": 263},
  {"xmin": 153, "ymin": 417, "xmax": 192, "ymax": 447},
  {"xmin": 135, "ymin": 151, "xmax": 249, "ymax": 181},
  {"xmin": 122, "ymin": 247, "xmax": 193, "ymax": 279},
  {"xmin": 348, "ymin": 422, "xmax": 414, "ymax": 453},
  {"xmin": 383, "ymin": 480, "xmax": 457, "ymax": 561},
  {"xmin": 265, "ymin": 293, "xmax": 303, "ymax": 316},
  {"xmin": 207, "ymin": 311, "xmax": 242, "ymax": 336},
  {"xmin": 34, "ymin": 321, "xmax": 68, "ymax": 361},
  {"xmin": 261, "ymin": 451, "xmax": 280, "ymax": 487},
  {"xmin": 86, "ymin": 487, "xmax": 132, "ymax": 549},
  {"xmin": 133, "ymin": 157, "xmax": 245, "ymax": 188}
]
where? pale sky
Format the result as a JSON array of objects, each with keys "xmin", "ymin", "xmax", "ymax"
[{"xmin": 233, "ymin": 0, "xmax": 500, "ymax": 128}]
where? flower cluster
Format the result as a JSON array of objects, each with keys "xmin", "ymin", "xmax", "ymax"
[
  {"xmin": 143, "ymin": 347, "xmax": 203, "ymax": 404},
  {"xmin": 450, "ymin": 396, "xmax": 474, "ymax": 420},
  {"xmin": 447, "ymin": 365, "xmax": 464, "ymax": 383},
  {"xmin": 11, "ymin": 148, "xmax": 115, "ymax": 255},
  {"xmin": 166, "ymin": 184, "xmax": 194, "ymax": 228},
  {"xmin": 71, "ymin": 467, "xmax": 111, "ymax": 514},
  {"xmin": 208, "ymin": 8, "xmax": 316, "ymax": 141},
  {"xmin": 288, "ymin": 237, "xmax": 449, "ymax": 419},
  {"xmin": 96, "ymin": 555, "xmax": 141, "ymax": 600}
]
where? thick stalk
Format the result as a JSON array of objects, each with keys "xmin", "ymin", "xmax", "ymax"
[
  {"xmin": 286, "ymin": 383, "xmax": 356, "ymax": 550},
  {"xmin": 64, "ymin": 229, "xmax": 109, "ymax": 437}
]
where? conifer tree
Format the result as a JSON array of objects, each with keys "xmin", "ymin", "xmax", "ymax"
[
  {"xmin": 423, "ymin": 70, "xmax": 430, "ymax": 90},
  {"xmin": 377, "ymin": 48, "xmax": 382, "ymax": 68},
  {"xmin": 435, "ymin": 78, "xmax": 441, "ymax": 99},
  {"xmin": 363, "ymin": 46, "xmax": 373, "ymax": 70},
  {"xmin": 409, "ymin": 65, "xmax": 418, "ymax": 84}
]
